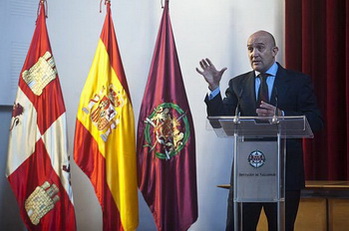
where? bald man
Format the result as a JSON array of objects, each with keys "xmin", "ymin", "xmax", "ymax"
[{"xmin": 197, "ymin": 31, "xmax": 323, "ymax": 231}]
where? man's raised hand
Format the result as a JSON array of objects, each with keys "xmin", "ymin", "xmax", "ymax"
[{"xmin": 196, "ymin": 58, "xmax": 227, "ymax": 90}]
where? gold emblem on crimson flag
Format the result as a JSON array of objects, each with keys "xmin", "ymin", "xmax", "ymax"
[
  {"xmin": 82, "ymin": 84, "xmax": 125, "ymax": 142},
  {"xmin": 143, "ymin": 103, "xmax": 190, "ymax": 160},
  {"xmin": 25, "ymin": 181, "xmax": 60, "ymax": 225},
  {"xmin": 22, "ymin": 51, "xmax": 57, "ymax": 96}
]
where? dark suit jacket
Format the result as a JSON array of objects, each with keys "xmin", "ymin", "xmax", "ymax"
[{"xmin": 205, "ymin": 63, "xmax": 323, "ymax": 190}]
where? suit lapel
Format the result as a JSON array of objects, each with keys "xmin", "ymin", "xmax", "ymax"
[
  {"xmin": 241, "ymin": 71, "xmax": 258, "ymax": 115},
  {"xmin": 271, "ymin": 64, "xmax": 290, "ymax": 106}
]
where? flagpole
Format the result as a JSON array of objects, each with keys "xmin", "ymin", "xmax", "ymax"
[
  {"xmin": 37, "ymin": 0, "xmax": 48, "ymax": 19},
  {"xmin": 99, "ymin": 0, "xmax": 111, "ymax": 13},
  {"xmin": 161, "ymin": 0, "xmax": 169, "ymax": 8}
]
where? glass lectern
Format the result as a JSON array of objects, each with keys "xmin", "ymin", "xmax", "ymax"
[{"xmin": 207, "ymin": 115, "xmax": 313, "ymax": 231}]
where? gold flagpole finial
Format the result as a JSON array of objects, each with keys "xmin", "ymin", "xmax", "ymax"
[
  {"xmin": 161, "ymin": 0, "xmax": 169, "ymax": 9},
  {"xmin": 100, "ymin": 0, "xmax": 111, "ymax": 13},
  {"xmin": 37, "ymin": 0, "xmax": 48, "ymax": 19}
]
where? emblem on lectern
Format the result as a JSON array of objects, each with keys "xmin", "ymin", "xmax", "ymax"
[{"xmin": 248, "ymin": 150, "xmax": 266, "ymax": 168}]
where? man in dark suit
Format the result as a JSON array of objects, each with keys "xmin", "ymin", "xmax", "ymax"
[{"xmin": 196, "ymin": 30, "xmax": 323, "ymax": 231}]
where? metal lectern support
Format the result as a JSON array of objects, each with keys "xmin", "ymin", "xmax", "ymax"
[
  {"xmin": 207, "ymin": 116, "xmax": 313, "ymax": 231},
  {"xmin": 233, "ymin": 125, "xmax": 239, "ymax": 231},
  {"xmin": 276, "ymin": 130, "xmax": 286, "ymax": 231}
]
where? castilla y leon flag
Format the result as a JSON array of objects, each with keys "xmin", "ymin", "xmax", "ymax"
[
  {"xmin": 6, "ymin": 1, "xmax": 76, "ymax": 231},
  {"xmin": 73, "ymin": 2, "xmax": 138, "ymax": 231},
  {"xmin": 137, "ymin": 1, "xmax": 198, "ymax": 231}
]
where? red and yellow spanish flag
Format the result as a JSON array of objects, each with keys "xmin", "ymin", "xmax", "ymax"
[
  {"xmin": 6, "ymin": 1, "xmax": 76, "ymax": 230},
  {"xmin": 73, "ymin": 2, "xmax": 138, "ymax": 231}
]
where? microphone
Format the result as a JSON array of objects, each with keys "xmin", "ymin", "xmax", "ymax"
[
  {"xmin": 272, "ymin": 87, "xmax": 279, "ymax": 124},
  {"xmin": 233, "ymin": 88, "xmax": 243, "ymax": 124}
]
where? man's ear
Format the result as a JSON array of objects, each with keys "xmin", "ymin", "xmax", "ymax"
[{"xmin": 272, "ymin": 46, "xmax": 279, "ymax": 57}]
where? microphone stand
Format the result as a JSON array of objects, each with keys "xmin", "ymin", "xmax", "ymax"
[
  {"xmin": 271, "ymin": 87, "xmax": 279, "ymax": 124},
  {"xmin": 233, "ymin": 89, "xmax": 243, "ymax": 124}
]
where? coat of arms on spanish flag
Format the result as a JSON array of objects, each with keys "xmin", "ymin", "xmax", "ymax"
[
  {"xmin": 6, "ymin": 1, "xmax": 76, "ymax": 230},
  {"xmin": 73, "ymin": 1, "xmax": 139, "ymax": 231}
]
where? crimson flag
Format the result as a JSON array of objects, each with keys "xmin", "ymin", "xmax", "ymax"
[
  {"xmin": 6, "ymin": 2, "xmax": 76, "ymax": 230},
  {"xmin": 137, "ymin": 1, "xmax": 198, "ymax": 231}
]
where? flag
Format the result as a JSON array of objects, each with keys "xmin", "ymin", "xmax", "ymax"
[
  {"xmin": 73, "ymin": 2, "xmax": 138, "ymax": 231},
  {"xmin": 137, "ymin": 1, "xmax": 198, "ymax": 231},
  {"xmin": 6, "ymin": 2, "xmax": 76, "ymax": 230}
]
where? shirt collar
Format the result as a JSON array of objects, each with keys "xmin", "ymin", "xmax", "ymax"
[{"xmin": 255, "ymin": 62, "xmax": 278, "ymax": 77}]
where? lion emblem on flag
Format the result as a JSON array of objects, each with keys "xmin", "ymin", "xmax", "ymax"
[
  {"xmin": 143, "ymin": 103, "xmax": 190, "ymax": 160},
  {"xmin": 9, "ymin": 102, "xmax": 24, "ymax": 131}
]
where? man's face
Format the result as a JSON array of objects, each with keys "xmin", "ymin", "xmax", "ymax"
[{"xmin": 247, "ymin": 32, "xmax": 278, "ymax": 73}]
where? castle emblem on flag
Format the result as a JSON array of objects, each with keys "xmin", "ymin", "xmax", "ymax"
[
  {"xmin": 82, "ymin": 84, "xmax": 125, "ymax": 142},
  {"xmin": 22, "ymin": 51, "xmax": 57, "ymax": 96},
  {"xmin": 248, "ymin": 150, "xmax": 266, "ymax": 168},
  {"xmin": 25, "ymin": 181, "xmax": 60, "ymax": 225},
  {"xmin": 144, "ymin": 103, "xmax": 190, "ymax": 160}
]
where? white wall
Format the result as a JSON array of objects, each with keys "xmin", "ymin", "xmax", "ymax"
[{"xmin": 0, "ymin": 0, "xmax": 284, "ymax": 230}]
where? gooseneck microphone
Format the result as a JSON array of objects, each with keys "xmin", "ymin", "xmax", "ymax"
[
  {"xmin": 272, "ymin": 87, "xmax": 279, "ymax": 124},
  {"xmin": 233, "ymin": 88, "xmax": 243, "ymax": 124}
]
